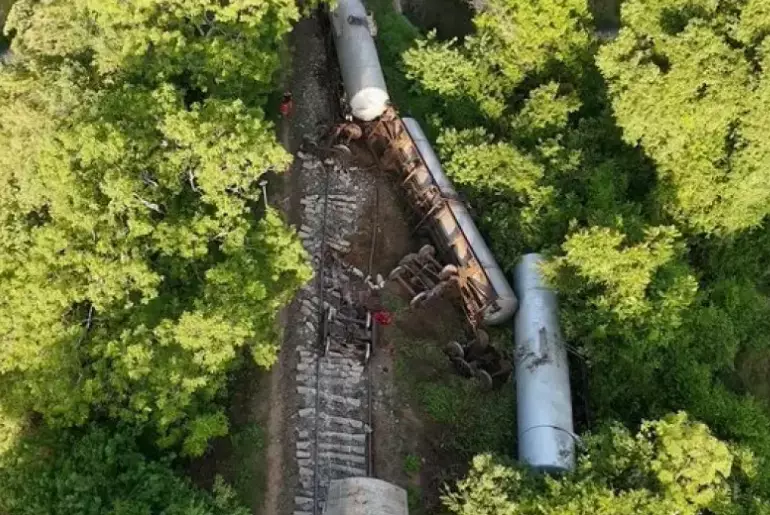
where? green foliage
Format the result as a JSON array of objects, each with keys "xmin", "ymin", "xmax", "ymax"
[
  {"xmin": 404, "ymin": 33, "xmax": 510, "ymax": 124},
  {"xmin": 394, "ymin": 327, "xmax": 516, "ymax": 458},
  {"xmin": 598, "ymin": 0, "xmax": 770, "ymax": 234},
  {"xmin": 547, "ymin": 225, "xmax": 696, "ymax": 323},
  {"xmin": 510, "ymin": 83, "xmax": 582, "ymax": 144},
  {"xmin": 404, "ymin": 0, "xmax": 593, "ymax": 98},
  {"xmin": 407, "ymin": 484, "xmax": 425, "ymax": 515},
  {"xmin": 0, "ymin": 0, "xmax": 311, "ymax": 455},
  {"xmin": 383, "ymin": 0, "xmax": 770, "ymax": 505},
  {"xmin": 443, "ymin": 413, "xmax": 752, "ymax": 515},
  {"xmin": 544, "ymin": 224, "xmax": 770, "ymax": 483},
  {"xmin": 403, "ymin": 453, "xmax": 422, "ymax": 475},
  {"xmin": 0, "ymin": 425, "xmax": 249, "ymax": 515},
  {"xmin": 473, "ymin": 0, "xmax": 593, "ymax": 83},
  {"xmin": 5, "ymin": 0, "xmax": 297, "ymax": 100},
  {"xmin": 230, "ymin": 423, "xmax": 266, "ymax": 507},
  {"xmin": 0, "ymin": 404, "xmax": 24, "ymax": 457},
  {"xmin": 402, "ymin": 0, "xmax": 593, "ymax": 134}
]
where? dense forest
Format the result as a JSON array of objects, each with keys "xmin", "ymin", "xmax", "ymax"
[
  {"xmin": 0, "ymin": 0, "xmax": 309, "ymax": 512},
  {"xmin": 1, "ymin": 0, "xmax": 770, "ymax": 514},
  {"xmin": 387, "ymin": 0, "xmax": 770, "ymax": 512}
]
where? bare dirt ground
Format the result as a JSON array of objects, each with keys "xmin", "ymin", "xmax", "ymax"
[
  {"xmin": 355, "ymin": 151, "xmax": 476, "ymax": 513},
  {"xmin": 377, "ymin": 290, "xmax": 471, "ymax": 513},
  {"xmin": 355, "ymin": 153, "xmax": 422, "ymax": 488}
]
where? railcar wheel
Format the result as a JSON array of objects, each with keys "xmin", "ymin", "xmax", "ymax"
[
  {"xmin": 452, "ymin": 358, "xmax": 473, "ymax": 378},
  {"xmin": 474, "ymin": 369, "xmax": 494, "ymax": 391},
  {"xmin": 409, "ymin": 291, "xmax": 429, "ymax": 308},
  {"xmin": 332, "ymin": 143, "xmax": 352, "ymax": 156},
  {"xmin": 439, "ymin": 264, "xmax": 459, "ymax": 281},
  {"xmin": 444, "ymin": 340, "xmax": 464, "ymax": 359},
  {"xmin": 418, "ymin": 244, "xmax": 436, "ymax": 259}
]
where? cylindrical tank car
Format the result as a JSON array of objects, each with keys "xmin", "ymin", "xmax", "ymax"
[
  {"xmin": 365, "ymin": 113, "xmax": 517, "ymax": 326},
  {"xmin": 329, "ymin": 0, "xmax": 390, "ymax": 121},
  {"xmin": 402, "ymin": 118, "xmax": 517, "ymax": 325},
  {"xmin": 323, "ymin": 477, "xmax": 408, "ymax": 515},
  {"xmin": 513, "ymin": 253, "xmax": 576, "ymax": 473}
]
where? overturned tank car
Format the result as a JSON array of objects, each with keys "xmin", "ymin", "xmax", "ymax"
[
  {"xmin": 513, "ymin": 253, "xmax": 576, "ymax": 473},
  {"xmin": 364, "ymin": 113, "xmax": 517, "ymax": 326},
  {"xmin": 329, "ymin": 0, "xmax": 515, "ymax": 326}
]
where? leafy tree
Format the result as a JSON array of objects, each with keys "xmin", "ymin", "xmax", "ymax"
[
  {"xmin": 0, "ymin": 424, "xmax": 249, "ymax": 515},
  {"xmin": 403, "ymin": 0, "xmax": 593, "ymax": 131},
  {"xmin": 545, "ymin": 224, "xmax": 770, "ymax": 490},
  {"xmin": 0, "ymin": 0, "xmax": 311, "ymax": 454},
  {"xmin": 387, "ymin": 0, "xmax": 770, "ymax": 504},
  {"xmin": 598, "ymin": 0, "xmax": 770, "ymax": 234},
  {"xmin": 546, "ymin": 225, "xmax": 696, "ymax": 323},
  {"xmin": 435, "ymin": 126, "xmax": 559, "ymax": 264},
  {"xmin": 399, "ymin": 0, "xmax": 656, "ymax": 270},
  {"xmin": 443, "ymin": 413, "xmax": 758, "ymax": 515}
]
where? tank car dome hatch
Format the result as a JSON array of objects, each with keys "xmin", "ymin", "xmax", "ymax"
[
  {"xmin": 401, "ymin": 118, "xmax": 517, "ymax": 326},
  {"xmin": 323, "ymin": 477, "xmax": 409, "ymax": 515},
  {"xmin": 330, "ymin": 0, "xmax": 390, "ymax": 121},
  {"xmin": 513, "ymin": 253, "xmax": 577, "ymax": 473}
]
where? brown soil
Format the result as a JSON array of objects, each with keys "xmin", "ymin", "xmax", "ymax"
[
  {"xmin": 362, "ymin": 166, "xmax": 488, "ymax": 511},
  {"xmin": 376, "ymin": 292, "xmax": 470, "ymax": 513},
  {"xmin": 362, "ymin": 145, "xmax": 474, "ymax": 513}
]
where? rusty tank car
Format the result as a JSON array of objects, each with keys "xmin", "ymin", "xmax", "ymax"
[
  {"xmin": 362, "ymin": 112, "xmax": 517, "ymax": 326},
  {"xmin": 330, "ymin": 0, "xmax": 516, "ymax": 326}
]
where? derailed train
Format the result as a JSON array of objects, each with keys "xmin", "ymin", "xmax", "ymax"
[
  {"xmin": 330, "ymin": 0, "xmax": 516, "ymax": 327},
  {"xmin": 329, "ymin": 0, "xmax": 576, "ymax": 473}
]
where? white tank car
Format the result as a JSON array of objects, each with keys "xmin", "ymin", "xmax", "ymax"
[
  {"xmin": 330, "ymin": 0, "xmax": 390, "ymax": 121},
  {"xmin": 323, "ymin": 478, "xmax": 408, "ymax": 515},
  {"xmin": 513, "ymin": 253, "xmax": 576, "ymax": 473}
]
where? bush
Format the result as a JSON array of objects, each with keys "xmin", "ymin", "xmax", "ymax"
[{"xmin": 0, "ymin": 425, "xmax": 249, "ymax": 515}]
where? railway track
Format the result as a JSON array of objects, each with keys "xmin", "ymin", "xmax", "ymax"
[{"xmin": 291, "ymin": 147, "xmax": 376, "ymax": 515}]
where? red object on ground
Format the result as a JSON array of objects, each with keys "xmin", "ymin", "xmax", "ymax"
[
  {"xmin": 279, "ymin": 93, "xmax": 293, "ymax": 117},
  {"xmin": 373, "ymin": 310, "xmax": 393, "ymax": 326}
]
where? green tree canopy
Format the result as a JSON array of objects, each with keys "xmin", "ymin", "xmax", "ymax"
[
  {"xmin": 0, "ymin": 0, "xmax": 311, "ymax": 455},
  {"xmin": 399, "ymin": 0, "xmax": 652, "ymax": 268},
  {"xmin": 391, "ymin": 0, "xmax": 770, "ymax": 499},
  {"xmin": 443, "ymin": 413, "xmax": 761, "ymax": 515},
  {"xmin": 0, "ymin": 424, "xmax": 249, "ymax": 515},
  {"xmin": 598, "ymin": 0, "xmax": 770, "ymax": 234}
]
